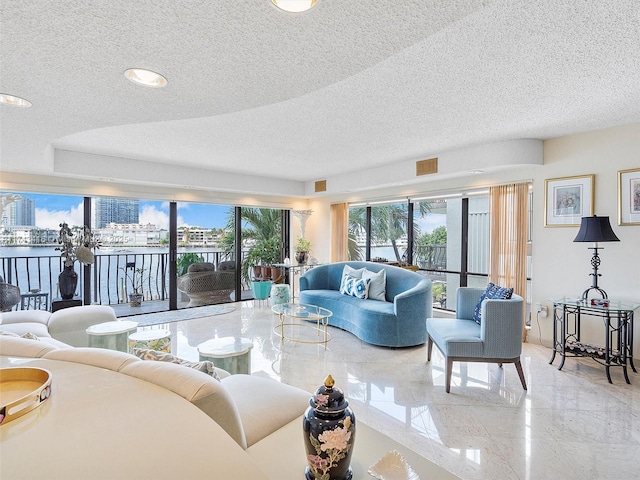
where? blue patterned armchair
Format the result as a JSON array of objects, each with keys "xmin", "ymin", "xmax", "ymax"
[{"xmin": 426, "ymin": 287, "xmax": 527, "ymax": 393}]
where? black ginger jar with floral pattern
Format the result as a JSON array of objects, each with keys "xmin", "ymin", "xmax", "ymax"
[{"xmin": 303, "ymin": 375, "xmax": 356, "ymax": 480}]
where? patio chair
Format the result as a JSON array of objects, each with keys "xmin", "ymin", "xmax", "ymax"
[
  {"xmin": 0, "ymin": 281, "xmax": 21, "ymax": 312},
  {"xmin": 177, "ymin": 262, "xmax": 234, "ymax": 307}
]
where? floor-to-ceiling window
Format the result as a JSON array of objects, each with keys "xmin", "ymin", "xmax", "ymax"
[
  {"xmin": 1, "ymin": 190, "xmax": 289, "ymax": 313},
  {"xmin": 348, "ymin": 193, "xmax": 492, "ymax": 311}
]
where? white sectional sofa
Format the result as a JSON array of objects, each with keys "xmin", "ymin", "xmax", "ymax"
[
  {"xmin": 0, "ymin": 335, "xmax": 310, "ymax": 451},
  {"xmin": 0, "ymin": 305, "xmax": 117, "ymax": 346}
]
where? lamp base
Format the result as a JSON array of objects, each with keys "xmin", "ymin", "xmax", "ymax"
[{"xmin": 581, "ymin": 286, "xmax": 608, "ymax": 301}]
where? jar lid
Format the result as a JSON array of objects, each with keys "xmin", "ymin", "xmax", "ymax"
[{"xmin": 310, "ymin": 375, "xmax": 349, "ymax": 414}]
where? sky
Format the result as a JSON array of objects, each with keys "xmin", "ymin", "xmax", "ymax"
[
  {"xmin": 10, "ymin": 193, "xmax": 231, "ymax": 230},
  {"xmin": 4, "ymin": 192, "xmax": 445, "ymax": 235}
]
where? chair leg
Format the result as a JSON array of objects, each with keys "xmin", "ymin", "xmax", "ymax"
[
  {"xmin": 445, "ymin": 357, "xmax": 453, "ymax": 393},
  {"xmin": 514, "ymin": 358, "xmax": 527, "ymax": 390},
  {"xmin": 427, "ymin": 336, "xmax": 433, "ymax": 362}
]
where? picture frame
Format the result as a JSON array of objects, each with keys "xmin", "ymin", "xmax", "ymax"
[
  {"xmin": 618, "ymin": 168, "xmax": 640, "ymax": 226},
  {"xmin": 544, "ymin": 174, "xmax": 594, "ymax": 227}
]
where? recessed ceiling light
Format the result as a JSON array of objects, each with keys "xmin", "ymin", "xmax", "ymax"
[
  {"xmin": 124, "ymin": 68, "xmax": 168, "ymax": 88},
  {"xmin": 0, "ymin": 93, "xmax": 32, "ymax": 107},
  {"xmin": 271, "ymin": 0, "xmax": 317, "ymax": 13}
]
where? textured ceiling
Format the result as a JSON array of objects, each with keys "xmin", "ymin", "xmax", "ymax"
[{"xmin": 1, "ymin": 0, "xmax": 639, "ymax": 197}]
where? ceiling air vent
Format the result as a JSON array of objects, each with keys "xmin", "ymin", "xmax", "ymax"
[
  {"xmin": 416, "ymin": 158, "xmax": 438, "ymax": 176},
  {"xmin": 315, "ymin": 180, "xmax": 327, "ymax": 192}
]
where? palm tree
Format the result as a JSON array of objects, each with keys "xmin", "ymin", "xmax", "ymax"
[
  {"xmin": 348, "ymin": 202, "xmax": 431, "ymax": 262},
  {"xmin": 220, "ymin": 207, "xmax": 282, "ymax": 253}
]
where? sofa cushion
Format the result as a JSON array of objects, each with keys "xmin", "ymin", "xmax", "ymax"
[
  {"xmin": 426, "ymin": 318, "xmax": 483, "ymax": 357},
  {"xmin": 473, "ymin": 283, "xmax": 514, "ymax": 325},
  {"xmin": 0, "ymin": 322, "xmax": 51, "ymax": 338},
  {"xmin": 362, "ymin": 268, "xmax": 386, "ymax": 301},
  {"xmin": 120, "ymin": 360, "xmax": 248, "ymax": 449},
  {"xmin": 339, "ymin": 275, "xmax": 371, "ymax": 299},
  {"xmin": 132, "ymin": 348, "xmax": 221, "ymax": 380},
  {"xmin": 43, "ymin": 347, "xmax": 141, "ymax": 371},
  {"xmin": 222, "ymin": 374, "xmax": 310, "ymax": 448},
  {"xmin": 0, "ymin": 335, "xmax": 67, "ymax": 357}
]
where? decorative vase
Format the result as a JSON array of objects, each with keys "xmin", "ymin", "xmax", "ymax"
[
  {"xmin": 295, "ymin": 251, "xmax": 308, "ymax": 265},
  {"xmin": 58, "ymin": 265, "xmax": 78, "ymax": 300},
  {"xmin": 303, "ymin": 375, "xmax": 356, "ymax": 480}
]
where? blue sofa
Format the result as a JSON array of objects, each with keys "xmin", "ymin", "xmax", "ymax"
[{"xmin": 298, "ymin": 261, "xmax": 432, "ymax": 347}]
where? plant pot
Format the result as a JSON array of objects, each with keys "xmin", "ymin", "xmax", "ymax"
[
  {"xmin": 253, "ymin": 266, "xmax": 263, "ymax": 280},
  {"xmin": 129, "ymin": 293, "xmax": 143, "ymax": 307},
  {"xmin": 251, "ymin": 280, "xmax": 272, "ymax": 300},
  {"xmin": 260, "ymin": 265, "xmax": 271, "ymax": 280},
  {"xmin": 270, "ymin": 267, "xmax": 283, "ymax": 283},
  {"xmin": 58, "ymin": 265, "xmax": 78, "ymax": 300},
  {"xmin": 295, "ymin": 251, "xmax": 308, "ymax": 265}
]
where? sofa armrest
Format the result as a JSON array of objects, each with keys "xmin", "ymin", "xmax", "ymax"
[
  {"xmin": 480, "ymin": 295, "xmax": 524, "ymax": 358},
  {"xmin": 1, "ymin": 310, "xmax": 51, "ymax": 326},
  {"xmin": 299, "ymin": 266, "xmax": 330, "ymax": 291},
  {"xmin": 393, "ymin": 279, "xmax": 431, "ymax": 319},
  {"xmin": 48, "ymin": 305, "xmax": 117, "ymax": 347}
]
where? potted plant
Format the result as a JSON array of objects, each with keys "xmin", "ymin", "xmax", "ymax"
[
  {"xmin": 242, "ymin": 245, "xmax": 264, "ymax": 283},
  {"xmin": 258, "ymin": 237, "xmax": 282, "ymax": 280},
  {"xmin": 294, "ymin": 237, "xmax": 312, "ymax": 265},
  {"xmin": 56, "ymin": 223, "xmax": 99, "ymax": 299},
  {"xmin": 177, "ymin": 253, "xmax": 203, "ymax": 276},
  {"xmin": 120, "ymin": 263, "xmax": 148, "ymax": 307}
]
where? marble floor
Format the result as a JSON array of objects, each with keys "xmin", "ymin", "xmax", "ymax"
[{"xmin": 140, "ymin": 301, "xmax": 640, "ymax": 480}]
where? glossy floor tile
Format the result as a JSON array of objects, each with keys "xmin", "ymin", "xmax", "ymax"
[{"xmin": 142, "ymin": 301, "xmax": 640, "ymax": 480}]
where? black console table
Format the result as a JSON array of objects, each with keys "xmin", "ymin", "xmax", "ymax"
[
  {"xmin": 51, "ymin": 297, "xmax": 82, "ymax": 312},
  {"xmin": 549, "ymin": 298, "xmax": 638, "ymax": 384}
]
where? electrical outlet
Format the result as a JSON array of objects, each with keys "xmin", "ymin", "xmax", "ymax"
[
  {"xmin": 535, "ymin": 302, "xmax": 542, "ymax": 312},
  {"xmin": 539, "ymin": 304, "xmax": 548, "ymax": 317}
]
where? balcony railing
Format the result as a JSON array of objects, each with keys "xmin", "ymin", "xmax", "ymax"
[{"xmin": 1, "ymin": 250, "xmax": 235, "ymax": 309}]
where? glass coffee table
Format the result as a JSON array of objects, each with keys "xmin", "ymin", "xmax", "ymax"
[{"xmin": 271, "ymin": 303, "xmax": 332, "ymax": 349}]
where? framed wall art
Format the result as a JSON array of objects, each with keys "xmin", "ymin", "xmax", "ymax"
[
  {"xmin": 618, "ymin": 168, "xmax": 640, "ymax": 226},
  {"xmin": 544, "ymin": 174, "xmax": 594, "ymax": 227}
]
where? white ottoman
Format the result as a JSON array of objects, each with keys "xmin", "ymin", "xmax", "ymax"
[
  {"xmin": 86, "ymin": 320, "xmax": 138, "ymax": 352},
  {"xmin": 198, "ymin": 337, "xmax": 253, "ymax": 375},
  {"xmin": 128, "ymin": 329, "xmax": 171, "ymax": 353},
  {"xmin": 270, "ymin": 283, "xmax": 291, "ymax": 306}
]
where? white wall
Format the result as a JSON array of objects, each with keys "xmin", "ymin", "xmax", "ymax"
[{"xmin": 531, "ymin": 123, "xmax": 640, "ymax": 357}]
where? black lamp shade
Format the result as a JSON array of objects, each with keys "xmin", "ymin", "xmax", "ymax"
[{"xmin": 573, "ymin": 216, "xmax": 620, "ymax": 243}]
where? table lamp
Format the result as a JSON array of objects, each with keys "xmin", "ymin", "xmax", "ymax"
[{"xmin": 573, "ymin": 215, "xmax": 620, "ymax": 300}]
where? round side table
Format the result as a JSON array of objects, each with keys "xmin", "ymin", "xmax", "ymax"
[
  {"xmin": 197, "ymin": 337, "xmax": 253, "ymax": 375},
  {"xmin": 86, "ymin": 320, "xmax": 138, "ymax": 352},
  {"xmin": 128, "ymin": 329, "xmax": 172, "ymax": 353}
]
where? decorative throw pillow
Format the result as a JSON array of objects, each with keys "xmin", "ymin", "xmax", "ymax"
[
  {"xmin": 339, "ymin": 275, "xmax": 371, "ymax": 299},
  {"xmin": 0, "ymin": 331, "xmax": 40, "ymax": 340},
  {"xmin": 473, "ymin": 282, "xmax": 514, "ymax": 325},
  {"xmin": 132, "ymin": 348, "xmax": 220, "ymax": 381},
  {"xmin": 339, "ymin": 265, "xmax": 365, "ymax": 292},
  {"xmin": 362, "ymin": 268, "xmax": 386, "ymax": 301}
]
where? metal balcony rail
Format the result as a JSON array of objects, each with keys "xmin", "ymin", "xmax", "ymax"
[{"xmin": 0, "ymin": 250, "xmax": 233, "ymax": 309}]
